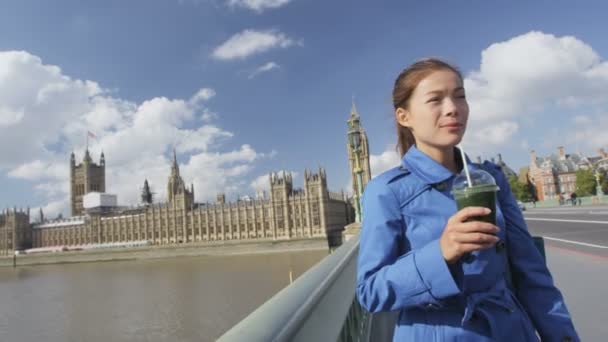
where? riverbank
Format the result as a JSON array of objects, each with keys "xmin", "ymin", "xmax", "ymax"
[{"xmin": 0, "ymin": 237, "xmax": 330, "ymax": 267}]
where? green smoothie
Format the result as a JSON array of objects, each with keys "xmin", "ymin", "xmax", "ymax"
[{"xmin": 452, "ymin": 184, "xmax": 498, "ymax": 224}]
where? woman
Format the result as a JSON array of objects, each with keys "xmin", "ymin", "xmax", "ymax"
[{"xmin": 356, "ymin": 58, "xmax": 579, "ymax": 341}]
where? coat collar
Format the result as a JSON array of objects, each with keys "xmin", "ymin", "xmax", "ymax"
[{"xmin": 402, "ymin": 145, "xmax": 478, "ymax": 185}]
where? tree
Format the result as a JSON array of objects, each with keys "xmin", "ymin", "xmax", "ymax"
[
  {"xmin": 508, "ymin": 176, "xmax": 535, "ymax": 202},
  {"xmin": 597, "ymin": 169, "xmax": 608, "ymax": 195},
  {"xmin": 575, "ymin": 168, "xmax": 596, "ymax": 196}
]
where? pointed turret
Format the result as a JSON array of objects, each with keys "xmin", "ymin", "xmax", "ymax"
[
  {"xmin": 100, "ymin": 151, "xmax": 105, "ymax": 166},
  {"xmin": 350, "ymin": 97, "xmax": 360, "ymax": 119},
  {"xmin": 172, "ymin": 148, "xmax": 178, "ymax": 172},
  {"xmin": 83, "ymin": 148, "xmax": 92, "ymax": 163},
  {"xmin": 142, "ymin": 179, "xmax": 153, "ymax": 204}
]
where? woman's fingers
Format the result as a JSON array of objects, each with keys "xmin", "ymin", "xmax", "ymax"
[
  {"xmin": 453, "ymin": 232, "xmax": 499, "ymax": 244},
  {"xmin": 448, "ymin": 207, "xmax": 492, "ymax": 224},
  {"xmin": 455, "ymin": 221, "xmax": 500, "ymax": 235},
  {"xmin": 458, "ymin": 242, "xmax": 498, "ymax": 253}
]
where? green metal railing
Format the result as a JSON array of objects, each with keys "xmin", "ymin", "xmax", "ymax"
[
  {"xmin": 218, "ymin": 235, "xmax": 378, "ymax": 342},
  {"xmin": 218, "ymin": 232, "xmax": 547, "ymax": 342}
]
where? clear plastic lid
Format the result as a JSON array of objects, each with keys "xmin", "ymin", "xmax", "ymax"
[{"xmin": 452, "ymin": 169, "xmax": 499, "ymax": 193}]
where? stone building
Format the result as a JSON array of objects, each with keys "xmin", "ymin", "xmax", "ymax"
[
  {"xmin": 13, "ymin": 149, "xmax": 353, "ymax": 251},
  {"xmin": 528, "ymin": 146, "xmax": 607, "ymax": 201},
  {"xmin": 0, "ymin": 208, "xmax": 32, "ymax": 256},
  {"xmin": 70, "ymin": 150, "xmax": 105, "ymax": 216}
]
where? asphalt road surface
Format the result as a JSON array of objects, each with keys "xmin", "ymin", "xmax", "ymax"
[{"xmin": 523, "ymin": 204, "xmax": 608, "ymax": 341}]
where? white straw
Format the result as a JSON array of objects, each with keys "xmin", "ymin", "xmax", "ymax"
[{"xmin": 458, "ymin": 144, "xmax": 473, "ymax": 188}]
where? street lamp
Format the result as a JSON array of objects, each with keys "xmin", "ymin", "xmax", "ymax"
[
  {"xmin": 595, "ymin": 170, "xmax": 604, "ymax": 197},
  {"xmin": 348, "ymin": 128, "xmax": 364, "ymax": 223}
]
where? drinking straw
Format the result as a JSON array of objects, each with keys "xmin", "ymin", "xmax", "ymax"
[{"xmin": 458, "ymin": 144, "xmax": 473, "ymax": 188}]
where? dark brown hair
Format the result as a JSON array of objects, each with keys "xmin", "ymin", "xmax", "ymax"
[{"xmin": 393, "ymin": 58, "xmax": 463, "ymax": 157}]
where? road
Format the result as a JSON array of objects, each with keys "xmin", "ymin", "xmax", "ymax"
[{"xmin": 523, "ymin": 205, "xmax": 608, "ymax": 341}]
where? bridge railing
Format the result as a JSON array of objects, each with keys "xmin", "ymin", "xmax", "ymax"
[{"xmin": 218, "ymin": 234, "xmax": 380, "ymax": 342}]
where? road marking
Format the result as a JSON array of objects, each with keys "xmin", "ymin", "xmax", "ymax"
[
  {"xmin": 525, "ymin": 217, "xmax": 608, "ymax": 224},
  {"xmin": 543, "ymin": 236, "xmax": 608, "ymax": 249}
]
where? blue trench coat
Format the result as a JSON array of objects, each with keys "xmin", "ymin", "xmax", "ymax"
[{"xmin": 356, "ymin": 146, "xmax": 579, "ymax": 341}]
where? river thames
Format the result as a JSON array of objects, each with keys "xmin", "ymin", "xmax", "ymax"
[{"xmin": 0, "ymin": 249, "xmax": 328, "ymax": 342}]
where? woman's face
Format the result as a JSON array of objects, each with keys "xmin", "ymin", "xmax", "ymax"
[{"xmin": 396, "ymin": 69, "xmax": 469, "ymax": 152}]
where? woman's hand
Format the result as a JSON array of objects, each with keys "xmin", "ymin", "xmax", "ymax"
[{"xmin": 440, "ymin": 207, "xmax": 500, "ymax": 264}]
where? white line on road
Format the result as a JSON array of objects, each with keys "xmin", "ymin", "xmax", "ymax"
[
  {"xmin": 542, "ymin": 236, "xmax": 608, "ymax": 249},
  {"xmin": 525, "ymin": 217, "xmax": 608, "ymax": 224},
  {"xmin": 525, "ymin": 211, "xmax": 608, "ymax": 215}
]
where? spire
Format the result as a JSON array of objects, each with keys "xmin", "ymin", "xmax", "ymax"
[
  {"xmin": 84, "ymin": 148, "xmax": 92, "ymax": 163},
  {"xmin": 171, "ymin": 148, "xmax": 180, "ymax": 176},
  {"xmin": 100, "ymin": 150, "xmax": 105, "ymax": 164},
  {"xmin": 350, "ymin": 96, "xmax": 360, "ymax": 118},
  {"xmin": 142, "ymin": 179, "xmax": 153, "ymax": 204}
]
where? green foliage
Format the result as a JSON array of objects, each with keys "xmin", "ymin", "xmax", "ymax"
[
  {"xmin": 508, "ymin": 176, "xmax": 535, "ymax": 202},
  {"xmin": 575, "ymin": 168, "xmax": 596, "ymax": 196},
  {"xmin": 600, "ymin": 172, "xmax": 608, "ymax": 195}
]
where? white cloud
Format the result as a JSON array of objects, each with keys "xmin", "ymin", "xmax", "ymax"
[
  {"xmin": 227, "ymin": 0, "xmax": 291, "ymax": 12},
  {"xmin": 211, "ymin": 29, "xmax": 298, "ymax": 61},
  {"xmin": 8, "ymin": 159, "xmax": 68, "ymax": 181},
  {"xmin": 470, "ymin": 121, "xmax": 519, "ymax": 146},
  {"xmin": 38, "ymin": 200, "xmax": 69, "ymax": 220},
  {"xmin": 189, "ymin": 87, "xmax": 216, "ymax": 105},
  {"xmin": 248, "ymin": 61, "xmax": 280, "ymax": 79},
  {"xmin": 250, "ymin": 174, "xmax": 270, "ymax": 192},
  {"xmin": 573, "ymin": 115, "xmax": 592, "ymax": 125},
  {"xmin": 461, "ymin": 31, "xmax": 608, "ymax": 155},
  {"xmin": 201, "ymin": 109, "xmax": 219, "ymax": 122},
  {"xmin": 0, "ymin": 105, "xmax": 24, "ymax": 126},
  {"xmin": 1, "ymin": 50, "xmax": 268, "ymax": 216},
  {"xmin": 567, "ymin": 113, "xmax": 608, "ymax": 149},
  {"xmin": 250, "ymin": 170, "xmax": 298, "ymax": 193},
  {"xmin": 370, "ymin": 147, "xmax": 401, "ymax": 178}
]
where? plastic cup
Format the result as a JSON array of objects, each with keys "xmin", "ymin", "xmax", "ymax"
[
  {"xmin": 452, "ymin": 169, "xmax": 499, "ymax": 224},
  {"xmin": 453, "ymin": 184, "xmax": 498, "ymax": 224}
]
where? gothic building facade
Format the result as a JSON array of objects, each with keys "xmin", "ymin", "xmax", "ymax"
[
  {"xmin": 0, "ymin": 208, "xmax": 32, "ymax": 256},
  {"xmin": 0, "ymin": 149, "xmax": 353, "ymax": 255},
  {"xmin": 70, "ymin": 150, "xmax": 105, "ymax": 216}
]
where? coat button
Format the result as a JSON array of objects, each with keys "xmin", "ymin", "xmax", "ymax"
[
  {"xmin": 426, "ymin": 303, "xmax": 439, "ymax": 310},
  {"xmin": 562, "ymin": 337, "xmax": 573, "ymax": 342},
  {"xmin": 495, "ymin": 240, "xmax": 506, "ymax": 252},
  {"xmin": 435, "ymin": 181, "xmax": 448, "ymax": 191},
  {"xmin": 462, "ymin": 253, "xmax": 474, "ymax": 263}
]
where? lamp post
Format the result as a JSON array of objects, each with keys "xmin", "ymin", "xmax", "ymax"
[
  {"xmin": 595, "ymin": 170, "xmax": 604, "ymax": 197},
  {"xmin": 348, "ymin": 128, "xmax": 363, "ymax": 223}
]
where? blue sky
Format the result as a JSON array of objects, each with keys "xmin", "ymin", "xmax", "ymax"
[{"xmin": 2, "ymin": 0, "xmax": 608, "ymax": 217}]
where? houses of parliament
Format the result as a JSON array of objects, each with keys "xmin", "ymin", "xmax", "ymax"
[{"xmin": 0, "ymin": 105, "xmax": 371, "ymax": 255}]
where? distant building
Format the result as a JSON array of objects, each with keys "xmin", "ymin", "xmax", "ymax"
[
  {"xmin": 528, "ymin": 146, "xmax": 607, "ymax": 201},
  {"xmin": 0, "ymin": 150, "xmax": 353, "ymax": 255},
  {"xmin": 0, "ymin": 208, "xmax": 32, "ymax": 256},
  {"xmin": 474, "ymin": 154, "xmax": 517, "ymax": 180},
  {"xmin": 70, "ymin": 150, "xmax": 105, "ymax": 216},
  {"xmin": 491, "ymin": 154, "xmax": 517, "ymax": 179}
]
